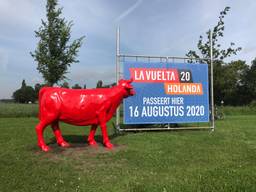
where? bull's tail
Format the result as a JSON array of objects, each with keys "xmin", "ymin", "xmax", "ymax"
[{"xmin": 38, "ymin": 87, "xmax": 48, "ymax": 120}]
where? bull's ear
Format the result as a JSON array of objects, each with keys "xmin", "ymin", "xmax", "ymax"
[{"xmin": 118, "ymin": 79, "xmax": 124, "ymax": 84}]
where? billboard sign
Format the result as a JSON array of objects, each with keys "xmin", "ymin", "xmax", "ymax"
[{"xmin": 123, "ymin": 62, "xmax": 209, "ymax": 124}]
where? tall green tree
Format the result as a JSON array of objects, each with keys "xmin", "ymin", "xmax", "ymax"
[
  {"xmin": 186, "ymin": 7, "xmax": 241, "ymax": 104},
  {"xmin": 31, "ymin": 0, "xmax": 84, "ymax": 86},
  {"xmin": 187, "ymin": 7, "xmax": 241, "ymax": 62}
]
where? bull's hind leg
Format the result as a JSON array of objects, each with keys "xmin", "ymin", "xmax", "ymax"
[
  {"xmin": 88, "ymin": 125, "xmax": 98, "ymax": 146},
  {"xmin": 35, "ymin": 121, "xmax": 51, "ymax": 152},
  {"xmin": 51, "ymin": 121, "xmax": 70, "ymax": 148}
]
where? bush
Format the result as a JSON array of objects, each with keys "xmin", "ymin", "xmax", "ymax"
[
  {"xmin": 13, "ymin": 86, "xmax": 36, "ymax": 103},
  {"xmin": 249, "ymin": 100, "xmax": 256, "ymax": 108},
  {"xmin": 12, "ymin": 80, "xmax": 37, "ymax": 103}
]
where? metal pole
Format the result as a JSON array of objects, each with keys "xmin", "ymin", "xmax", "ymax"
[
  {"xmin": 210, "ymin": 30, "xmax": 215, "ymax": 131},
  {"xmin": 116, "ymin": 27, "xmax": 120, "ymax": 130},
  {"xmin": 119, "ymin": 126, "xmax": 215, "ymax": 132},
  {"xmin": 166, "ymin": 57, "xmax": 170, "ymax": 129}
]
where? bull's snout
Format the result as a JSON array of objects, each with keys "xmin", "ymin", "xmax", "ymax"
[{"xmin": 130, "ymin": 88, "xmax": 135, "ymax": 96}]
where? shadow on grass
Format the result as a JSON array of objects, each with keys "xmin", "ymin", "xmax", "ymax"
[
  {"xmin": 47, "ymin": 132, "xmax": 126, "ymax": 148},
  {"xmin": 37, "ymin": 133, "xmax": 128, "ymax": 157}
]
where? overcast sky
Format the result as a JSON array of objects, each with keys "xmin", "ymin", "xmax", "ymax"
[{"xmin": 0, "ymin": 0, "xmax": 255, "ymax": 99}]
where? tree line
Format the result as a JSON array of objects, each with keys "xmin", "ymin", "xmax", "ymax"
[
  {"xmin": 12, "ymin": 80, "xmax": 116, "ymax": 103},
  {"xmin": 13, "ymin": 58, "xmax": 256, "ymax": 105}
]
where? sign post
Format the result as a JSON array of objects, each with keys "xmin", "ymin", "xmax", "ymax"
[{"xmin": 115, "ymin": 27, "xmax": 214, "ymax": 131}]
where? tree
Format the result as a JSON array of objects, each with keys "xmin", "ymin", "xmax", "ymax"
[
  {"xmin": 21, "ymin": 79, "xmax": 26, "ymax": 89},
  {"xmin": 34, "ymin": 83, "xmax": 45, "ymax": 99},
  {"xmin": 31, "ymin": 0, "xmax": 84, "ymax": 86},
  {"xmin": 96, "ymin": 80, "xmax": 103, "ymax": 88},
  {"xmin": 72, "ymin": 83, "xmax": 82, "ymax": 89},
  {"xmin": 221, "ymin": 60, "xmax": 248, "ymax": 105},
  {"xmin": 60, "ymin": 81, "xmax": 69, "ymax": 88},
  {"xmin": 186, "ymin": 7, "xmax": 241, "ymax": 104},
  {"xmin": 187, "ymin": 7, "xmax": 241, "ymax": 62},
  {"xmin": 239, "ymin": 58, "xmax": 256, "ymax": 104},
  {"xmin": 13, "ymin": 80, "xmax": 36, "ymax": 103},
  {"xmin": 248, "ymin": 58, "xmax": 256, "ymax": 100}
]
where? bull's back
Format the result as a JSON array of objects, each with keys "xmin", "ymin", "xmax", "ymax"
[{"xmin": 39, "ymin": 87, "xmax": 110, "ymax": 125}]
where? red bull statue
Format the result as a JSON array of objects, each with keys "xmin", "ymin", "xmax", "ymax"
[{"xmin": 35, "ymin": 79, "xmax": 135, "ymax": 152}]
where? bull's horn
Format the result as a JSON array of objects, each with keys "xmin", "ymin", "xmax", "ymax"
[{"xmin": 128, "ymin": 78, "xmax": 133, "ymax": 83}]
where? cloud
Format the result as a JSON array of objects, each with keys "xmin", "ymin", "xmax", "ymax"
[
  {"xmin": 0, "ymin": 48, "xmax": 8, "ymax": 73},
  {"xmin": 69, "ymin": 66, "xmax": 116, "ymax": 88},
  {"xmin": 242, "ymin": 47, "xmax": 256, "ymax": 54},
  {"xmin": 115, "ymin": 0, "xmax": 143, "ymax": 23},
  {"xmin": 0, "ymin": 0, "xmax": 43, "ymax": 29}
]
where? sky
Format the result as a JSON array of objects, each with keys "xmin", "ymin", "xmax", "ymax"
[{"xmin": 0, "ymin": 0, "xmax": 255, "ymax": 99}]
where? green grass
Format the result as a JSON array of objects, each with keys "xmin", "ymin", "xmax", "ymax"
[
  {"xmin": 222, "ymin": 106, "xmax": 256, "ymax": 116},
  {"xmin": 1, "ymin": 102, "xmax": 255, "ymax": 118},
  {"xmin": 0, "ymin": 115, "xmax": 256, "ymax": 191},
  {"xmin": 0, "ymin": 102, "xmax": 38, "ymax": 117}
]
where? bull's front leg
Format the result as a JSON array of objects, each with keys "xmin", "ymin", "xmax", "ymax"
[
  {"xmin": 88, "ymin": 125, "xmax": 98, "ymax": 146},
  {"xmin": 98, "ymin": 112, "xmax": 113, "ymax": 149}
]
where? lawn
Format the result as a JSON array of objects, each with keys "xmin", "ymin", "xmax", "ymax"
[
  {"xmin": 0, "ymin": 115, "xmax": 256, "ymax": 191},
  {"xmin": 0, "ymin": 102, "xmax": 38, "ymax": 118}
]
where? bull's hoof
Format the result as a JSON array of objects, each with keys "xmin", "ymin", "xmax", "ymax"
[
  {"xmin": 58, "ymin": 141, "xmax": 70, "ymax": 148},
  {"xmin": 104, "ymin": 142, "xmax": 113, "ymax": 149},
  {"xmin": 39, "ymin": 145, "xmax": 51, "ymax": 152},
  {"xmin": 88, "ymin": 140, "xmax": 98, "ymax": 146}
]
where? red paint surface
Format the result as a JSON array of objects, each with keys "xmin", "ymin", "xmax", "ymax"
[{"xmin": 35, "ymin": 79, "xmax": 134, "ymax": 152}]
